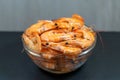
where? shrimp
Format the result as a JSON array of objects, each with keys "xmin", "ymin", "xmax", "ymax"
[
  {"xmin": 22, "ymin": 34, "xmax": 34, "ymax": 50},
  {"xmin": 40, "ymin": 47, "xmax": 60, "ymax": 59},
  {"xmin": 42, "ymin": 42, "xmax": 82, "ymax": 57},
  {"xmin": 25, "ymin": 14, "xmax": 84, "ymax": 37},
  {"xmin": 74, "ymin": 28, "xmax": 95, "ymax": 49},
  {"xmin": 53, "ymin": 14, "xmax": 84, "ymax": 31},
  {"xmin": 61, "ymin": 38, "xmax": 94, "ymax": 49},
  {"xmin": 22, "ymin": 33, "xmax": 41, "ymax": 53},
  {"xmin": 72, "ymin": 14, "xmax": 84, "ymax": 22},
  {"xmin": 40, "ymin": 29, "xmax": 76, "ymax": 42},
  {"xmin": 25, "ymin": 20, "xmax": 55, "ymax": 36},
  {"xmin": 58, "ymin": 26, "xmax": 95, "ymax": 49}
]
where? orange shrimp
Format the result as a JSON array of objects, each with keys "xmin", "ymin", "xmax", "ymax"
[
  {"xmin": 61, "ymin": 38, "xmax": 94, "ymax": 49},
  {"xmin": 53, "ymin": 14, "xmax": 84, "ymax": 31},
  {"xmin": 42, "ymin": 42, "xmax": 82, "ymax": 57},
  {"xmin": 25, "ymin": 14, "xmax": 84, "ymax": 37},
  {"xmin": 40, "ymin": 47, "xmax": 60, "ymax": 59},
  {"xmin": 40, "ymin": 29, "xmax": 76, "ymax": 42},
  {"xmin": 25, "ymin": 20, "xmax": 55, "ymax": 36},
  {"xmin": 22, "ymin": 33, "xmax": 41, "ymax": 53},
  {"xmin": 72, "ymin": 14, "xmax": 84, "ymax": 22},
  {"xmin": 73, "ymin": 27, "xmax": 95, "ymax": 49}
]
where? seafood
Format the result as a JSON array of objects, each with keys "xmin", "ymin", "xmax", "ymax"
[
  {"xmin": 42, "ymin": 42, "xmax": 82, "ymax": 57},
  {"xmin": 40, "ymin": 29, "xmax": 76, "ymax": 42},
  {"xmin": 22, "ymin": 14, "xmax": 95, "ymax": 56},
  {"xmin": 22, "ymin": 14, "xmax": 96, "ymax": 73},
  {"xmin": 25, "ymin": 20, "xmax": 55, "ymax": 36},
  {"xmin": 53, "ymin": 16, "xmax": 84, "ymax": 31},
  {"xmin": 22, "ymin": 33, "xmax": 41, "ymax": 53},
  {"xmin": 40, "ymin": 47, "xmax": 59, "ymax": 59}
]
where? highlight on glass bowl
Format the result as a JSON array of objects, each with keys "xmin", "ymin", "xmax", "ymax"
[{"xmin": 22, "ymin": 14, "xmax": 96, "ymax": 74}]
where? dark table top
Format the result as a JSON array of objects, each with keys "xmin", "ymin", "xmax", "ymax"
[{"xmin": 0, "ymin": 32, "xmax": 120, "ymax": 80}]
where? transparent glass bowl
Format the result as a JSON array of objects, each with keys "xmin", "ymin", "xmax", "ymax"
[{"xmin": 22, "ymin": 37, "xmax": 96, "ymax": 74}]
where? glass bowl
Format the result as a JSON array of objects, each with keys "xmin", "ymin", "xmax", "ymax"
[{"xmin": 22, "ymin": 36, "xmax": 96, "ymax": 74}]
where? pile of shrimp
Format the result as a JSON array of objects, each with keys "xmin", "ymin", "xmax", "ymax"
[{"xmin": 22, "ymin": 14, "xmax": 95, "ymax": 59}]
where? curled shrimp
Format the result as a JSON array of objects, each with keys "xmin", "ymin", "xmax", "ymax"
[
  {"xmin": 60, "ymin": 38, "xmax": 94, "ymax": 50},
  {"xmin": 25, "ymin": 20, "xmax": 55, "ymax": 36},
  {"xmin": 73, "ymin": 26, "xmax": 95, "ymax": 49},
  {"xmin": 22, "ymin": 33, "xmax": 41, "ymax": 53},
  {"xmin": 40, "ymin": 29, "xmax": 77, "ymax": 42},
  {"xmin": 53, "ymin": 14, "xmax": 84, "ymax": 31},
  {"xmin": 42, "ymin": 42, "xmax": 82, "ymax": 57},
  {"xmin": 57, "ymin": 27, "xmax": 95, "ymax": 49},
  {"xmin": 25, "ymin": 14, "xmax": 84, "ymax": 37},
  {"xmin": 40, "ymin": 47, "xmax": 60, "ymax": 59},
  {"xmin": 72, "ymin": 14, "xmax": 84, "ymax": 22}
]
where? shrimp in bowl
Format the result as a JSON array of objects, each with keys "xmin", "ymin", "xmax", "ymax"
[{"xmin": 22, "ymin": 14, "xmax": 96, "ymax": 74}]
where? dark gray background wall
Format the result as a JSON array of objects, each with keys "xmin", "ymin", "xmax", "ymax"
[{"xmin": 0, "ymin": 0, "xmax": 120, "ymax": 31}]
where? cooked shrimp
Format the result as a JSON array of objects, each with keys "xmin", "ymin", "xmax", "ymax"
[
  {"xmin": 42, "ymin": 42, "xmax": 82, "ymax": 57},
  {"xmin": 22, "ymin": 33, "xmax": 41, "ymax": 53},
  {"xmin": 61, "ymin": 38, "xmax": 94, "ymax": 49},
  {"xmin": 53, "ymin": 14, "xmax": 84, "ymax": 31},
  {"xmin": 72, "ymin": 14, "xmax": 84, "ymax": 22},
  {"xmin": 41, "ymin": 47, "xmax": 60, "ymax": 59},
  {"xmin": 22, "ymin": 34, "xmax": 35, "ymax": 50},
  {"xmin": 25, "ymin": 20, "xmax": 55, "ymax": 36},
  {"xmin": 25, "ymin": 14, "xmax": 84, "ymax": 37},
  {"xmin": 74, "ymin": 29, "xmax": 95, "ymax": 48},
  {"xmin": 40, "ymin": 29, "xmax": 76, "ymax": 42}
]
